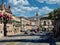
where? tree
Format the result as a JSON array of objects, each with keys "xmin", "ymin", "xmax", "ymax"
[{"xmin": 48, "ymin": 8, "xmax": 60, "ymax": 38}]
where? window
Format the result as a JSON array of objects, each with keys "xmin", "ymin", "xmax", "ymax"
[
  {"xmin": 0, "ymin": 31, "xmax": 2, "ymax": 33},
  {"xmin": 11, "ymin": 31, "xmax": 12, "ymax": 32},
  {"xmin": 7, "ymin": 26, "xmax": 9, "ymax": 28},
  {"xmin": 44, "ymin": 21, "xmax": 46, "ymax": 25},
  {"xmin": 48, "ymin": 22, "xmax": 50, "ymax": 25}
]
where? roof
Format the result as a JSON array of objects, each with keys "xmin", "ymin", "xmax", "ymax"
[
  {"xmin": 20, "ymin": 16, "xmax": 30, "ymax": 20},
  {"xmin": 40, "ymin": 17, "xmax": 48, "ymax": 20}
]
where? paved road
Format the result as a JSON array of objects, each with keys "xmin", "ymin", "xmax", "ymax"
[
  {"xmin": 0, "ymin": 36, "xmax": 49, "ymax": 45},
  {"xmin": 0, "ymin": 36, "xmax": 60, "ymax": 45},
  {"xmin": 0, "ymin": 42, "xmax": 49, "ymax": 45},
  {"xmin": 0, "ymin": 42, "xmax": 6, "ymax": 45},
  {"xmin": 0, "ymin": 36, "xmax": 40, "ymax": 40},
  {"xmin": 0, "ymin": 42, "xmax": 60, "ymax": 45},
  {"xmin": 16, "ymin": 42, "xmax": 49, "ymax": 45},
  {"xmin": 0, "ymin": 33, "xmax": 59, "ymax": 45}
]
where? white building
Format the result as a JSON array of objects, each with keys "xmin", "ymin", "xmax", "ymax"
[{"xmin": 40, "ymin": 17, "xmax": 54, "ymax": 32}]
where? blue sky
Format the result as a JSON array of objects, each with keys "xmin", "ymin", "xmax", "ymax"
[{"xmin": 1, "ymin": 0, "xmax": 60, "ymax": 17}]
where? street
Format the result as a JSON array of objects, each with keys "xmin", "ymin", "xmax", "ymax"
[
  {"xmin": 0, "ymin": 34, "xmax": 60, "ymax": 45},
  {"xmin": 0, "ymin": 32, "xmax": 59, "ymax": 45},
  {"xmin": 0, "ymin": 42, "xmax": 49, "ymax": 45},
  {"xmin": 0, "ymin": 34, "xmax": 49, "ymax": 45},
  {"xmin": 0, "ymin": 42, "xmax": 60, "ymax": 45}
]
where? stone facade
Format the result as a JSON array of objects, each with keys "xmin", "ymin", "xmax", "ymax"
[
  {"xmin": 20, "ymin": 17, "xmax": 32, "ymax": 31},
  {"xmin": 40, "ymin": 17, "xmax": 54, "ymax": 32},
  {"xmin": 30, "ymin": 20, "xmax": 37, "ymax": 29},
  {"xmin": 28, "ymin": 12, "xmax": 40, "ymax": 29},
  {"xmin": 12, "ymin": 16, "xmax": 21, "ymax": 35},
  {"xmin": 0, "ymin": 0, "xmax": 13, "ymax": 37}
]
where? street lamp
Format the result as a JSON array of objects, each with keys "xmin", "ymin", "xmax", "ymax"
[
  {"xmin": 0, "ymin": 13, "xmax": 12, "ymax": 36},
  {"xmin": 3, "ymin": 13, "xmax": 9, "ymax": 36}
]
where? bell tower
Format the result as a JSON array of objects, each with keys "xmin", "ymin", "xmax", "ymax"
[{"xmin": 35, "ymin": 11, "xmax": 40, "ymax": 28}]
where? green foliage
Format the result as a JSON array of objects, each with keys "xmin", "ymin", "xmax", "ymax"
[{"xmin": 48, "ymin": 8, "xmax": 60, "ymax": 20}]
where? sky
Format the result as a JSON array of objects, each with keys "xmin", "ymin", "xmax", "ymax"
[{"xmin": 0, "ymin": 0, "xmax": 60, "ymax": 17}]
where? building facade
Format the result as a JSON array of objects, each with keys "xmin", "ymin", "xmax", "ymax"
[
  {"xmin": 28, "ymin": 12, "xmax": 40, "ymax": 29},
  {"xmin": 30, "ymin": 20, "xmax": 37, "ymax": 29},
  {"xmin": 12, "ymin": 16, "xmax": 21, "ymax": 34},
  {"xmin": 40, "ymin": 17, "xmax": 54, "ymax": 32},
  {"xmin": 0, "ymin": 0, "xmax": 13, "ymax": 37},
  {"xmin": 20, "ymin": 17, "xmax": 32, "ymax": 31}
]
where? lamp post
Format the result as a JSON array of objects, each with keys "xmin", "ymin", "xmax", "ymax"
[
  {"xmin": 3, "ymin": 13, "xmax": 8, "ymax": 36},
  {"xmin": 0, "ymin": 13, "xmax": 12, "ymax": 36}
]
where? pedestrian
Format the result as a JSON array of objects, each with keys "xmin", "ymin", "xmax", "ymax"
[{"xmin": 37, "ymin": 28, "xmax": 39, "ymax": 32}]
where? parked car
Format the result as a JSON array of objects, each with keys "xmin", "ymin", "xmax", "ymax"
[
  {"xmin": 24, "ymin": 29, "xmax": 36, "ymax": 35},
  {"xmin": 20, "ymin": 30, "xmax": 26, "ymax": 32}
]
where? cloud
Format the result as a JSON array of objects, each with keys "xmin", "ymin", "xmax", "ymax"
[
  {"xmin": 9, "ymin": 0, "xmax": 53, "ymax": 17},
  {"xmin": 11, "ymin": 6, "xmax": 38, "ymax": 17},
  {"xmin": 9, "ymin": 0, "xmax": 39, "ymax": 17},
  {"xmin": 11, "ymin": 7, "xmax": 25, "ymax": 13},
  {"xmin": 20, "ymin": 6, "xmax": 38, "ymax": 11},
  {"xmin": 37, "ymin": 0, "xmax": 44, "ymax": 3},
  {"xmin": 37, "ymin": 0, "xmax": 60, "ymax": 4},
  {"xmin": 9, "ymin": 0, "xmax": 29, "ymax": 5},
  {"xmin": 38, "ymin": 6, "xmax": 53, "ymax": 15}
]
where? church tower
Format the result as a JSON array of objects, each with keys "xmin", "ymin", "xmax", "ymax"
[
  {"xmin": 1, "ymin": 0, "xmax": 5, "ymax": 10},
  {"xmin": 34, "ymin": 11, "xmax": 40, "ymax": 28},
  {"xmin": 5, "ymin": 5, "xmax": 12, "ymax": 14}
]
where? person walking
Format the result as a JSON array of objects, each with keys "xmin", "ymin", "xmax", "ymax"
[{"xmin": 37, "ymin": 28, "xmax": 39, "ymax": 32}]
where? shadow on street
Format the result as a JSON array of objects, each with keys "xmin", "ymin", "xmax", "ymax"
[
  {"xmin": 0, "ymin": 39, "xmax": 49, "ymax": 43},
  {"xmin": 0, "ymin": 38, "xmax": 57, "ymax": 45}
]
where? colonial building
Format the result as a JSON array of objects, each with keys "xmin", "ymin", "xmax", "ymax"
[
  {"xmin": 40, "ymin": 16, "xmax": 54, "ymax": 32},
  {"xmin": 11, "ymin": 16, "xmax": 21, "ymax": 35},
  {"xmin": 28, "ymin": 12, "xmax": 40, "ymax": 29},
  {"xmin": 0, "ymin": 0, "xmax": 13, "ymax": 37},
  {"xmin": 30, "ymin": 20, "xmax": 37, "ymax": 29},
  {"xmin": 20, "ymin": 17, "xmax": 32, "ymax": 31}
]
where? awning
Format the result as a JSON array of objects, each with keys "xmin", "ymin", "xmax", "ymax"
[{"xmin": 12, "ymin": 20, "xmax": 20, "ymax": 23}]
